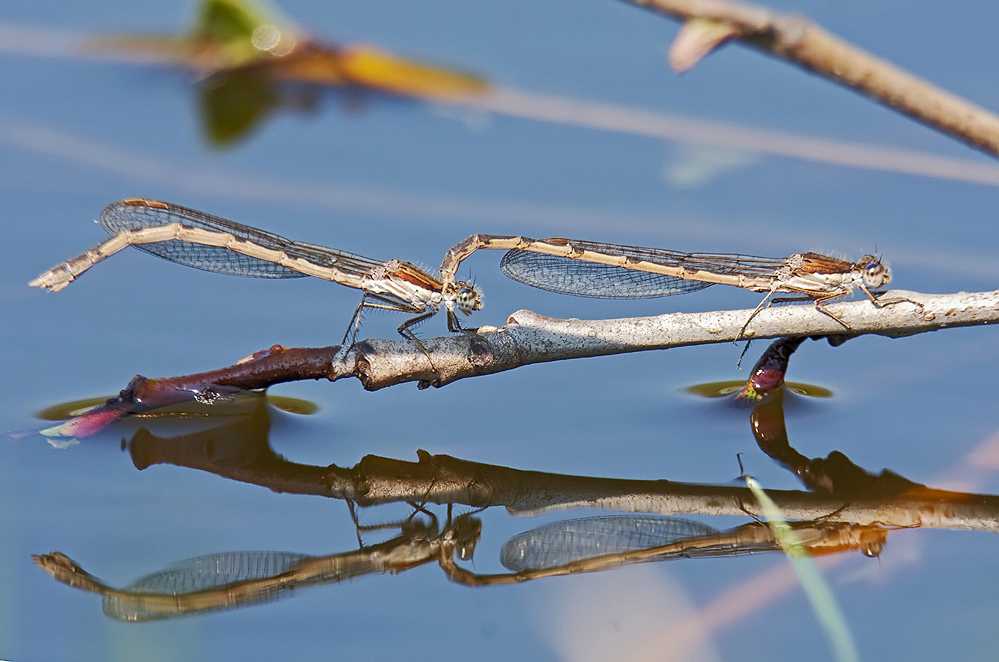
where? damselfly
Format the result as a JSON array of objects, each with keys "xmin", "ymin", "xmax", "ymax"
[
  {"xmin": 31, "ymin": 199, "xmax": 483, "ymax": 343},
  {"xmin": 439, "ymin": 234, "xmax": 891, "ymax": 335}
]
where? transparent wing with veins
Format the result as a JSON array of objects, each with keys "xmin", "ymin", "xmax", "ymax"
[
  {"xmin": 99, "ymin": 200, "xmax": 389, "ymax": 280},
  {"xmin": 499, "ymin": 240, "xmax": 797, "ymax": 299},
  {"xmin": 500, "ymin": 250, "xmax": 714, "ymax": 298}
]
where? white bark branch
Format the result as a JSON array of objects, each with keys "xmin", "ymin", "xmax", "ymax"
[{"xmin": 333, "ymin": 289, "xmax": 999, "ymax": 389}]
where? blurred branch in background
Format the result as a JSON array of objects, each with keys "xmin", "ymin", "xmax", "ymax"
[
  {"xmin": 625, "ymin": 0, "xmax": 999, "ymax": 158},
  {"xmin": 4, "ymin": 0, "xmax": 999, "ymax": 184}
]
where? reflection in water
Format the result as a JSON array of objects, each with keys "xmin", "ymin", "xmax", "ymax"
[
  {"xmin": 31, "ymin": 380, "xmax": 999, "ymax": 622},
  {"xmin": 35, "ymin": 513, "xmax": 482, "ymax": 622},
  {"xmin": 190, "ymin": 46, "xmax": 490, "ymax": 146},
  {"xmin": 500, "ymin": 515, "xmax": 884, "ymax": 572},
  {"xmin": 197, "ymin": 69, "xmax": 316, "ymax": 145},
  {"xmin": 33, "ymin": 507, "xmax": 883, "ymax": 621},
  {"xmin": 503, "ymin": 515, "xmax": 718, "ymax": 568},
  {"xmin": 35, "ymin": 391, "xmax": 318, "ymax": 421},
  {"xmin": 438, "ymin": 515, "xmax": 884, "ymax": 587},
  {"xmin": 34, "ymin": 389, "xmax": 317, "ymax": 442},
  {"xmin": 687, "ymin": 380, "xmax": 833, "ymax": 399},
  {"xmin": 749, "ymin": 388, "xmax": 925, "ymax": 497},
  {"xmin": 693, "ymin": 336, "xmax": 931, "ymax": 497}
]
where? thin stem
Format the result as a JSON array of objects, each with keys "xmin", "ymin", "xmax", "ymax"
[{"xmin": 624, "ymin": 0, "xmax": 999, "ymax": 157}]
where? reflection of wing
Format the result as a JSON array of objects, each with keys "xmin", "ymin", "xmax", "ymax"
[
  {"xmin": 123, "ymin": 551, "xmax": 311, "ymax": 593},
  {"xmin": 103, "ymin": 550, "xmax": 338, "ymax": 622},
  {"xmin": 501, "ymin": 515, "xmax": 719, "ymax": 571}
]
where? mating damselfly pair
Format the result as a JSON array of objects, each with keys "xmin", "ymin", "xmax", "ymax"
[{"xmin": 31, "ymin": 198, "xmax": 891, "ymax": 341}]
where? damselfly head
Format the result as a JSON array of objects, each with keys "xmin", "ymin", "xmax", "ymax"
[
  {"xmin": 454, "ymin": 281, "xmax": 483, "ymax": 315},
  {"xmin": 858, "ymin": 255, "xmax": 890, "ymax": 288}
]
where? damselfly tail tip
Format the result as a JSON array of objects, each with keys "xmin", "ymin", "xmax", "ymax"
[
  {"xmin": 29, "ymin": 273, "xmax": 67, "ymax": 292},
  {"xmin": 30, "ymin": 271, "xmax": 75, "ymax": 292}
]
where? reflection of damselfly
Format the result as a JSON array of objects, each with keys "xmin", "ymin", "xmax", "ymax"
[
  {"xmin": 439, "ymin": 235, "xmax": 891, "ymax": 335},
  {"xmin": 33, "ymin": 513, "xmax": 483, "ymax": 622},
  {"xmin": 440, "ymin": 514, "xmax": 886, "ymax": 585},
  {"xmin": 31, "ymin": 199, "xmax": 483, "ymax": 342}
]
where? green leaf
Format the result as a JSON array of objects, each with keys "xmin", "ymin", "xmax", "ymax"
[{"xmin": 745, "ymin": 475, "xmax": 861, "ymax": 662}]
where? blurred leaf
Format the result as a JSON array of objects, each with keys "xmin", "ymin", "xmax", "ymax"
[
  {"xmin": 194, "ymin": 0, "xmax": 275, "ymax": 44},
  {"xmin": 199, "ymin": 71, "xmax": 284, "ymax": 146},
  {"xmin": 83, "ymin": 0, "xmax": 490, "ymax": 147},
  {"xmin": 337, "ymin": 45, "xmax": 490, "ymax": 100},
  {"xmin": 86, "ymin": 0, "xmax": 299, "ymax": 71},
  {"xmin": 192, "ymin": 0, "xmax": 298, "ymax": 61}
]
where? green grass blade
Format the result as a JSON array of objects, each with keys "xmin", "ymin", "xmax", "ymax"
[{"xmin": 745, "ymin": 475, "xmax": 860, "ymax": 662}]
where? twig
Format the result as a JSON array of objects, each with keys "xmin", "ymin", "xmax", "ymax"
[
  {"xmin": 55, "ymin": 288, "xmax": 996, "ymax": 436},
  {"xmin": 333, "ymin": 289, "xmax": 995, "ymax": 389},
  {"xmin": 624, "ymin": 0, "xmax": 999, "ymax": 157}
]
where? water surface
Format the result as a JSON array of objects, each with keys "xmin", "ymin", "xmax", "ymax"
[{"xmin": 3, "ymin": 0, "xmax": 999, "ymax": 660}]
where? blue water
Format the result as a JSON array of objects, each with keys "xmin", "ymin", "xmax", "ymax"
[{"xmin": 3, "ymin": 0, "xmax": 999, "ymax": 659}]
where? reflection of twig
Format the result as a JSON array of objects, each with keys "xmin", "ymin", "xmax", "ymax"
[
  {"xmin": 623, "ymin": 0, "xmax": 999, "ymax": 157},
  {"xmin": 330, "ymin": 452, "xmax": 999, "ymax": 533},
  {"xmin": 112, "ymin": 405, "xmax": 999, "ymax": 533}
]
